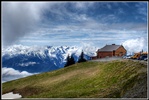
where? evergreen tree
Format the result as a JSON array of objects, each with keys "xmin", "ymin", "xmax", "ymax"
[
  {"xmin": 70, "ymin": 55, "xmax": 75, "ymax": 65},
  {"xmin": 64, "ymin": 54, "xmax": 75, "ymax": 67},
  {"xmin": 64, "ymin": 55, "xmax": 70, "ymax": 67},
  {"xmin": 141, "ymin": 49, "xmax": 143, "ymax": 53},
  {"xmin": 78, "ymin": 51, "xmax": 86, "ymax": 63}
]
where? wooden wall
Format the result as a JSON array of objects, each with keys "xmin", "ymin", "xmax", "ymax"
[
  {"xmin": 115, "ymin": 46, "xmax": 127, "ymax": 57},
  {"xmin": 97, "ymin": 51, "xmax": 113, "ymax": 58},
  {"xmin": 97, "ymin": 46, "xmax": 127, "ymax": 58}
]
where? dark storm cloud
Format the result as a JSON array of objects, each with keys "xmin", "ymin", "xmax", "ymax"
[{"xmin": 2, "ymin": 2, "xmax": 48, "ymax": 47}]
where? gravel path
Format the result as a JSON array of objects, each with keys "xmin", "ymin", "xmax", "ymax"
[
  {"xmin": 90, "ymin": 57, "xmax": 123, "ymax": 62},
  {"xmin": 90, "ymin": 57, "xmax": 147, "ymax": 65}
]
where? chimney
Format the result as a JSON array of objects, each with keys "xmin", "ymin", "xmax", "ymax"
[{"xmin": 112, "ymin": 44, "xmax": 115, "ymax": 45}]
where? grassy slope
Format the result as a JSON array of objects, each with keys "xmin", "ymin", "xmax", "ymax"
[{"xmin": 2, "ymin": 59, "xmax": 147, "ymax": 98}]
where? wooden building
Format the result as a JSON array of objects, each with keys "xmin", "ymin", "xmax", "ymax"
[{"xmin": 97, "ymin": 44, "xmax": 127, "ymax": 58}]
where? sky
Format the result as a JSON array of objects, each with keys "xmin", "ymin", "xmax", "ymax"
[{"xmin": 2, "ymin": 1, "xmax": 148, "ymax": 53}]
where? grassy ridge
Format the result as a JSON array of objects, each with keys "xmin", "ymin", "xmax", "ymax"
[{"xmin": 2, "ymin": 60, "xmax": 147, "ymax": 98}]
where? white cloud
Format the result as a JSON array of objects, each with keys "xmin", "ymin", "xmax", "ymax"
[
  {"xmin": 118, "ymin": 8, "xmax": 125, "ymax": 14},
  {"xmin": 2, "ymin": 67, "xmax": 37, "ymax": 83},
  {"xmin": 2, "ymin": 2, "xmax": 147, "ymax": 48},
  {"xmin": 18, "ymin": 62, "xmax": 37, "ymax": 67},
  {"xmin": 74, "ymin": 2, "xmax": 95, "ymax": 9},
  {"xmin": 122, "ymin": 37, "xmax": 147, "ymax": 54},
  {"xmin": 135, "ymin": 2, "xmax": 147, "ymax": 16},
  {"xmin": 19, "ymin": 22, "xmax": 147, "ymax": 47},
  {"xmin": 80, "ymin": 42, "xmax": 98, "ymax": 56},
  {"xmin": 106, "ymin": 3, "xmax": 112, "ymax": 9},
  {"xmin": 2, "ymin": 2, "xmax": 48, "ymax": 47}
]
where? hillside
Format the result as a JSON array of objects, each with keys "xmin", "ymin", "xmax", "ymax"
[{"xmin": 2, "ymin": 59, "xmax": 147, "ymax": 98}]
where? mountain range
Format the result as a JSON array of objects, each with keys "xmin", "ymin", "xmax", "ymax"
[{"xmin": 2, "ymin": 45, "xmax": 97, "ymax": 82}]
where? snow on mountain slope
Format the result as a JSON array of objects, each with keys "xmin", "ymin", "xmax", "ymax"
[
  {"xmin": 2, "ymin": 45, "xmax": 97, "ymax": 82},
  {"xmin": 2, "ymin": 45, "xmax": 97, "ymax": 73}
]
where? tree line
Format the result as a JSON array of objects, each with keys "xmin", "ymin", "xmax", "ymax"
[{"xmin": 64, "ymin": 51, "xmax": 86, "ymax": 67}]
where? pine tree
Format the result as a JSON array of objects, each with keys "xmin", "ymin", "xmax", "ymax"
[
  {"xmin": 64, "ymin": 54, "xmax": 75, "ymax": 67},
  {"xmin": 64, "ymin": 55, "xmax": 70, "ymax": 67},
  {"xmin": 70, "ymin": 55, "xmax": 75, "ymax": 65},
  {"xmin": 78, "ymin": 51, "xmax": 86, "ymax": 63}
]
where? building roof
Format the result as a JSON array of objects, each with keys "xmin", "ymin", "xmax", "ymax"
[{"xmin": 98, "ymin": 44, "xmax": 122, "ymax": 52}]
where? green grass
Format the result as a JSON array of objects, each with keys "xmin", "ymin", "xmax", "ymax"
[{"xmin": 2, "ymin": 59, "xmax": 147, "ymax": 98}]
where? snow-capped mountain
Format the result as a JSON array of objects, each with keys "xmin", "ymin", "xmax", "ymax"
[{"xmin": 2, "ymin": 45, "xmax": 97, "ymax": 73}]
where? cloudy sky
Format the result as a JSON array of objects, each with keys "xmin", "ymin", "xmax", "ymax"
[{"xmin": 2, "ymin": 1, "xmax": 148, "ymax": 53}]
